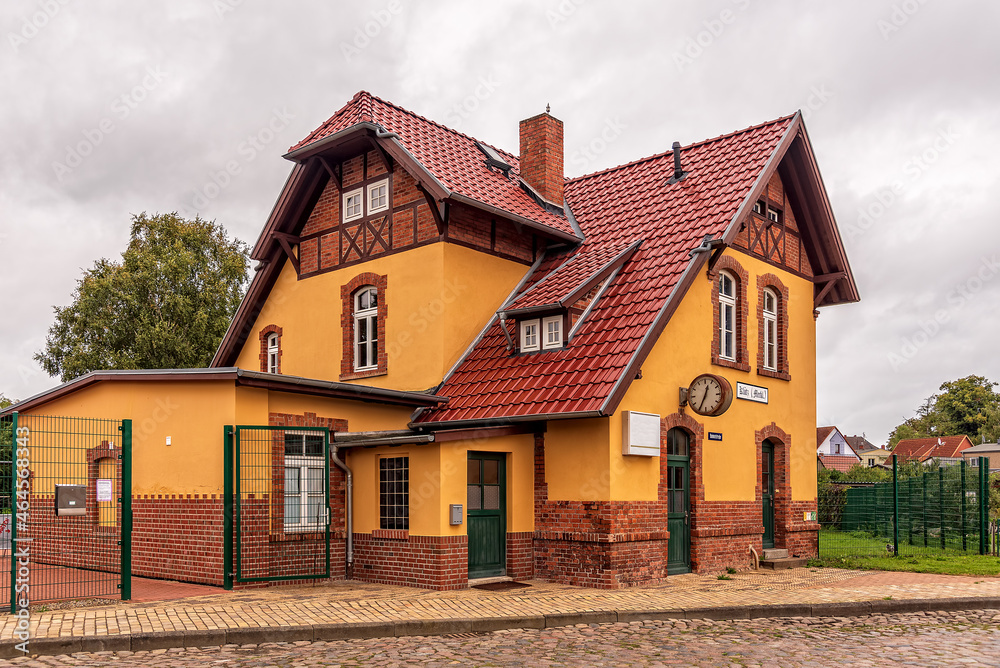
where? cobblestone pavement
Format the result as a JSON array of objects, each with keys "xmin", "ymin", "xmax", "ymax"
[
  {"xmin": 5, "ymin": 568, "xmax": 1000, "ymax": 643},
  {"xmin": 3, "ymin": 608, "xmax": 998, "ymax": 667}
]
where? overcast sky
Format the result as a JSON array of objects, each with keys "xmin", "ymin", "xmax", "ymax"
[{"xmin": 2, "ymin": 0, "xmax": 998, "ymax": 445}]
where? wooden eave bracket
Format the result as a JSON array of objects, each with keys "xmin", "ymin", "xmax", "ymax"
[
  {"xmin": 416, "ymin": 183, "xmax": 448, "ymax": 234},
  {"xmin": 272, "ymin": 231, "xmax": 301, "ymax": 274},
  {"xmin": 365, "ymin": 134, "xmax": 394, "ymax": 173},
  {"xmin": 813, "ymin": 271, "xmax": 846, "ymax": 307},
  {"xmin": 317, "ymin": 156, "xmax": 342, "ymax": 191}
]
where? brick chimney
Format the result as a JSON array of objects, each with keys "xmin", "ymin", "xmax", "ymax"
[{"xmin": 519, "ymin": 109, "xmax": 564, "ymax": 206}]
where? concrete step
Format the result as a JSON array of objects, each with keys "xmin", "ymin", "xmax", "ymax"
[
  {"xmin": 760, "ymin": 556, "xmax": 809, "ymax": 570},
  {"xmin": 762, "ymin": 548, "xmax": 789, "ymax": 560}
]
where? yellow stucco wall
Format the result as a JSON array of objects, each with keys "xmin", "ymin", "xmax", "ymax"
[
  {"xmin": 346, "ymin": 432, "xmax": 535, "ymax": 536},
  {"xmin": 615, "ymin": 248, "xmax": 818, "ymax": 503},
  {"xmin": 544, "ymin": 418, "xmax": 613, "ymax": 502},
  {"xmin": 233, "ymin": 242, "xmax": 529, "ymax": 392}
]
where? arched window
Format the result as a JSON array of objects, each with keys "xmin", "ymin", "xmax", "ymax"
[
  {"xmin": 762, "ymin": 288, "xmax": 777, "ymax": 371},
  {"xmin": 718, "ymin": 271, "xmax": 736, "ymax": 361},
  {"xmin": 354, "ymin": 286, "xmax": 379, "ymax": 371},
  {"xmin": 267, "ymin": 333, "xmax": 280, "ymax": 374}
]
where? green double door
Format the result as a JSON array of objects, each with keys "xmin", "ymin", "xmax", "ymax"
[
  {"xmin": 762, "ymin": 442, "xmax": 775, "ymax": 549},
  {"xmin": 467, "ymin": 453, "xmax": 506, "ymax": 579}
]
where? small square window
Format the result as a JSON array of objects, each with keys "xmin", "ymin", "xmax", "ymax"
[
  {"xmin": 367, "ymin": 180, "xmax": 389, "ymax": 214},
  {"xmin": 520, "ymin": 319, "xmax": 540, "ymax": 352},
  {"xmin": 767, "ymin": 207, "xmax": 781, "ymax": 224},
  {"xmin": 753, "ymin": 200, "xmax": 764, "ymax": 215},
  {"xmin": 343, "ymin": 188, "xmax": 363, "ymax": 221},
  {"xmin": 542, "ymin": 316, "xmax": 562, "ymax": 350}
]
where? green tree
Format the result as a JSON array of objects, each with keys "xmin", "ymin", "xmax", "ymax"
[
  {"xmin": 35, "ymin": 213, "xmax": 249, "ymax": 381},
  {"xmin": 0, "ymin": 395, "xmax": 12, "ymax": 410},
  {"xmin": 887, "ymin": 376, "xmax": 1000, "ymax": 448}
]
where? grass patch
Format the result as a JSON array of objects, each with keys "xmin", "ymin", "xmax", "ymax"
[
  {"xmin": 817, "ymin": 528, "xmax": 1000, "ymax": 576},
  {"xmin": 717, "ymin": 574, "xmax": 732, "ymax": 580}
]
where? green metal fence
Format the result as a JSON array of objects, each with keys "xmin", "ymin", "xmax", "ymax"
[
  {"xmin": 819, "ymin": 456, "xmax": 989, "ymax": 558},
  {"xmin": 0, "ymin": 413, "xmax": 132, "ymax": 610},
  {"xmin": 225, "ymin": 426, "xmax": 330, "ymax": 587}
]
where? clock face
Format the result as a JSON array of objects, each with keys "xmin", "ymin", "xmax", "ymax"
[{"xmin": 687, "ymin": 374, "xmax": 733, "ymax": 417}]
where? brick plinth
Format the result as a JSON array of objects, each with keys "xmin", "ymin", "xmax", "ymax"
[
  {"xmin": 351, "ymin": 533, "xmax": 468, "ymax": 590},
  {"xmin": 506, "ymin": 531, "xmax": 534, "ymax": 580}
]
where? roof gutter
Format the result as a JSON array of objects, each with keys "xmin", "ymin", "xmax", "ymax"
[
  {"xmin": 410, "ymin": 410, "xmax": 603, "ymax": 432},
  {"xmin": 333, "ymin": 430, "xmax": 435, "ymax": 447}
]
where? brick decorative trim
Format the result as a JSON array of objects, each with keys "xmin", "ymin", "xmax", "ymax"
[
  {"xmin": 756, "ymin": 273, "xmax": 790, "ymax": 381},
  {"xmin": 258, "ymin": 324, "xmax": 283, "ymax": 374},
  {"xmin": 372, "ymin": 529, "xmax": 408, "ymax": 540},
  {"xmin": 708, "ymin": 255, "xmax": 750, "ymax": 371},
  {"xmin": 340, "ymin": 272, "xmax": 388, "ymax": 380}
]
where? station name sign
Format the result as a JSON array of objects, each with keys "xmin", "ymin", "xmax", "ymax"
[{"xmin": 736, "ymin": 382, "xmax": 768, "ymax": 404}]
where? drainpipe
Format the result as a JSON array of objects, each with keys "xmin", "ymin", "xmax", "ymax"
[{"xmin": 330, "ymin": 443, "xmax": 354, "ymax": 567}]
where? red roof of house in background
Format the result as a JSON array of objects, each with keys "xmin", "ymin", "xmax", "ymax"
[
  {"xmin": 892, "ymin": 436, "xmax": 974, "ymax": 462},
  {"xmin": 817, "ymin": 426, "xmax": 836, "ymax": 447},
  {"xmin": 286, "ymin": 91, "xmax": 579, "ymax": 240},
  {"xmin": 819, "ymin": 455, "xmax": 861, "ymax": 473},
  {"xmin": 415, "ymin": 115, "xmax": 797, "ymax": 424}
]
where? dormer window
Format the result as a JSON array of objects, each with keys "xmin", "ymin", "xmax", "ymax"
[
  {"xmin": 542, "ymin": 316, "xmax": 562, "ymax": 350},
  {"xmin": 520, "ymin": 319, "xmax": 540, "ymax": 352},
  {"xmin": 344, "ymin": 188, "xmax": 363, "ymax": 221}
]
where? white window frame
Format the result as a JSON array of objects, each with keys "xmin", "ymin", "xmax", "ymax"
[
  {"xmin": 283, "ymin": 431, "xmax": 326, "ymax": 533},
  {"xmin": 267, "ymin": 332, "xmax": 280, "ymax": 374},
  {"xmin": 520, "ymin": 318, "xmax": 540, "ymax": 352},
  {"xmin": 366, "ymin": 179, "xmax": 389, "ymax": 214},
  {"xmin": 542, "ymin": 315, "xmax": 563, "ymax": 350},
  {"xmin": 343, "ymin": 187, "xmax": 363, "ymax": 222},
  {"xmin": 753, "ymin": 200, "xmax": 764, "ymax": 215},
  {"xmin": 354, "ymin": 286, "xmax": 379, "ymax": 371},
  {"xmin": 767, "ymin": 206, "xmax": 780, "ymax": 224},
  {"xmin": 718, "ymin": 271, "xmax": 736, "ymax": 361},
  {"xmin": 762, "ymin": 288, "xmax": 777, "ymax": 371}
]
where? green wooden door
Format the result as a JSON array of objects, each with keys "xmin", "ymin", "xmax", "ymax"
[
  {"xmin": 762, "ymin": 442, "xmax": 775, "ymax": 549},
  {"xmin": 467, "ymin": 452, "xmax": 506, "ymax": 579},
  {"xmin": 665, "ymin": 428, "xmax": 691, "ymax": 574}
]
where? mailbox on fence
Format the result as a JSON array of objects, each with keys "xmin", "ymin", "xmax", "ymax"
[{"xmin": 55, "ymin": 484, "xmax": 87, "ymax": 516}]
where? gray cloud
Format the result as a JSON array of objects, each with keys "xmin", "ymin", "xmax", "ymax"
[{"xmin": 3, "ymin": 0, "xmax": 999, "ymax": 444}]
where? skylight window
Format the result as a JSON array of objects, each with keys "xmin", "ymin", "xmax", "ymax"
[{"xmin": 475, "ymin": 142, "xmax": 512, "ymax": 174}]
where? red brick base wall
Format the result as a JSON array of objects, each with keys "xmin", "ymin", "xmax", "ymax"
[
  {"xmin": 690, "ymin": 500, "xmax": 762, "ymax": 573},
  {"xmin": 534, "ymin": 531, "xmax": 669, "ymax": 588},
  {"xmin": 351, "ymin": 533, "xmax": 468, "ymax": 590},
  {"xmin": 780, "ymin": 500, "xmax": 820, "ymax": 559},
  {"xmin": 506, "ymin": 531, "xmax": 534, "ymax": 579}
]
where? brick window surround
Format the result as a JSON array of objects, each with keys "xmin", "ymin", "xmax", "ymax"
[
  {"xmin": 709, "ymin": 256, "xmax": 750, "ymax": 372},
  {"xmin": 340, "ymin": 272, "xmax": 388, "ymax": 380},
  {"xmin": 268, "ymin": 412, "xmax": 349, "ymax": 540},
  {"xmin": 755, "ymin": 422, "xmax": 792, "ymax": 549},
  {"xmin": 756, "ymin": 273, "xmax": 790, "ymax": 381},
  {"xmin": 258, "ymin": 325, "xmax": 283, "ymax": 374}
]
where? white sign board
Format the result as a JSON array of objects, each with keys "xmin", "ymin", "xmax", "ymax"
[
  {"xmin": 736, "ymin": 382, "xmax": 768, "ymax": 404},
  {"xmin": 622, "ymin": 410, "xmax": 661, "ymax": 457},
  {"xmin": 96, "ymin": 479, "xmax": 114, "ymax": 503}
]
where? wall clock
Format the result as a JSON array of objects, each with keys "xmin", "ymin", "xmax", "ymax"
[{"xmin": 683, "ymin": 373, "xmax": 733, "ymax": 417}]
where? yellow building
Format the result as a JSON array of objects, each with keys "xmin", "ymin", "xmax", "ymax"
[{"xmin": 4, "ymin": 92, "xmax": 858, "ymax": 589}]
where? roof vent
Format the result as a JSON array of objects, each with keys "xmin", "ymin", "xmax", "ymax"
[
  {"xmin": 476, "ymin": 142, "xmax": 512, "ymax": 175},
  {"xmin": 668, "ymin": 141, "xmax": 687, "ymax": 184}
]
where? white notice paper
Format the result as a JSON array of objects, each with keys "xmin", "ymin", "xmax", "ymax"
[{"xmin": 96, "ymin": 479, "xmax": 113, "ymax": 503}]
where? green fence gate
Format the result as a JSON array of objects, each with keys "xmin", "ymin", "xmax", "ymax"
[
  {"xmin": 224, "ymin": 426, "xmax": 330, "ymax": 588},
  {"xmin": 819, "ymin": 456, "xmax": 989, "ymax": 558},
  {"xmin": 0, "ymin": 413, "xmax": 132, "ymax": 611}
]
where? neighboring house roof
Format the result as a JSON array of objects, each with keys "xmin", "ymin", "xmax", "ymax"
[
  {"xmin": 963, "ymin": 443, "xmax": 1000, "ymax": 454},
  {"xmin": 416, "ymin": 112, "xmax": 858, "ymax": 426},
  {"xmin": 817, "ymin": 426, "xmax": 836, "ymax": 446},
  {"xmin": 819, "ymin": 455, "xmax": 861, "ymax": 473},
  {"xmin": 892, "ymin": 436, "xmax": 975, "ymax": 462},
  {"xmin": 0, "ymin": 368, "xmax": 446, "ymax": 417},
  {"xmin": 845, "ymin": 435, "xmax": 877, "ymax": 452}
]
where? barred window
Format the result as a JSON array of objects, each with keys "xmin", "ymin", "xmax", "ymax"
[
  {"xmin": 284, "ymin": 432, "xmax": 325, "ymax": 531},
  {"xmin": 379, "ymin": 456, "xmax": 409, "ymax": 530}
]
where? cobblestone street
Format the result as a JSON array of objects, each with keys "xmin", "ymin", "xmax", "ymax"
[{"xmin": 4, "ymin": 608, "xmax": 998, "ymax": 667}]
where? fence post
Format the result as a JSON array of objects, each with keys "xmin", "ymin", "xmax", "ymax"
[
  {"xmin": 922, "ymin": 472, "xmax": 928, "ymax": 547},
  {"xmin": 892, "ymin": 455, "xmax": 899, "ymax": 555},
  {"xmin": 8, "ymin": 411, "xmax": 17, "ymax": 615},
  {"xmin": 960, "ymin": 460, "xmax": 967, "ymax": 552},
  {"xmin": 938, "ymin": 466, "xmax": 945, "ymax": 550},
  {"xmin": 981, "ymin": 456, "xmax": 989, "ymax": 555},
  {"xmin": 120, "ymin": 419, "xmax": 132, "ymax": 601},
  {"xmin": 223, "ymin": 426, "xmax": 233, "ymax": 591}
]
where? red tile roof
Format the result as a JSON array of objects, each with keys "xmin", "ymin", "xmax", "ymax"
[
  {"xmin": 892, "ymin": 436, "xmax": 974, "ymax": 462},
  {"xmin": 819, "ymin": 455, "xmax": 861, "ymax": 473},
  {"xmin": 817, "ymin": 426, "xmax": 836, "ymax": 447},
  {"xmin": 287, "ymin": 91, "xmax": 578, "ymax": 240},
  {"xmin": 416, "ymin": 115, "xmax": 796, "ymax": 425}
]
